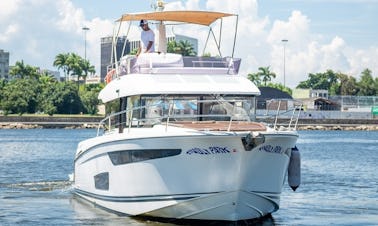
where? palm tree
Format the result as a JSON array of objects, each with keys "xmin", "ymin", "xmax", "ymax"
[
  {"xmin": 247, "ymin": 73, "xmax": 262, "ymax": 86},
  {"xmin": 80, "ymin": 59, "xmax": 96, "ymax": 83},
  {"xmin": 66, "ymin": 53, "xmax": 83, "ymax": 83},
  {"xmin": 53, "ymin": 53, "xmax": 70, "ymax": 81},
  {"xmin": 10, "ymin": 60, "xmax": 39, "ymax": 79},
  {"xmin": 39, "ymin": 72, "xmax": 57, "ymax": 85},
  {"xmin": 178, "ymin": 40, "xmax": 196, "ymax": 56},
  {"xmin": 257, "ymin": 66, "xmax": 276, "ymax": 86},
  {"xmin": 167, "ymin": 40, "xmax": 196, "ymax": 56}
]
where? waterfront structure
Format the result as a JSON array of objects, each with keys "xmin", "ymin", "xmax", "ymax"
[
  {"xmin": 330, "ymin": 95, "xmax": 378, "ymax": 112},
  {"xmin": 293, "ymin": 88, "xmax": 328, "ymax": 99},
  {"xmin": 0, "ymin": 49, "xmax": 10, "ymax": 80},
  {"xmin": 85, "ymin": 75, "xmax": 101, "ymax": 84},
  {"xmin": 257, "ymin": 86, "xmax": 293, "ymax": 110}
]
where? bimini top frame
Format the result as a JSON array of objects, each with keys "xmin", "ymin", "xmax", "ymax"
[
  {"xmin": 110, "ymin": 10, "xmax": 239, "ymax": 67},
  {"xmin": 117, "ymin": 11, "xmax": 235, "ymax": 26}
]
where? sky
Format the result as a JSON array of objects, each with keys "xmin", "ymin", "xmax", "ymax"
[{"xmin": 1, "ymin": 0, "xmax": 378, "ymax": 88}]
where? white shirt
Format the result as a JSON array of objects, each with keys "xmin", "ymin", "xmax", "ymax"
[{"xmin": 140, "ymin": 29, "xmax": 155, "ymax": 53}]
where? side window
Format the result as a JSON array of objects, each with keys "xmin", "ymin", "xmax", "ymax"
[
  {"xmin": 108, "ymin": 149, "xmax": 181, "ymax": 165},
  {"xmin": 94, "ymin": 172, "xmax": 109, "ymax": 190}
]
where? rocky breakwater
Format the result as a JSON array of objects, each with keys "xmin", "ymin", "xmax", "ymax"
[
  {"xmin": 296, "ymin": 118, "xmax": 378, "ymax": 131},
  {"xmin": 0, "ymin": 116, "xmax": 102, "ymax": 129},
  {"xmin": 297, "ymin": 124, "xmax": 378, "ymax": 131},
  {"xmin": 1, "ymin": 116, "xmax": 378, "ymax": 130}
]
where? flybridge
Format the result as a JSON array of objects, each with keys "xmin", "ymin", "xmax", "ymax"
[
  {"xmin": 120, "ymin": 53, "xmax": 241, "ymax": 75},
  {"xmin": 108, "ymin": 10, "xmax": 239, "ymax": 79},
  {"xmin": 112, "ymin": 10, "xmax": 239, "ymax": 57}
]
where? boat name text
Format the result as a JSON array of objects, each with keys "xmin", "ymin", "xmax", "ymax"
[
  {"xmin": 186, "ymin": 146, "xmax": 232, "ymax": 155},
  {"xmin": 258, "ymin": 145, "xmax": 283, "ymax": 154}
]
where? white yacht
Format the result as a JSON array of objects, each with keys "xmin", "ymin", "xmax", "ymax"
[{"xmin": 73, "ymin": 8, "xmax": 301, "ymax": 222}]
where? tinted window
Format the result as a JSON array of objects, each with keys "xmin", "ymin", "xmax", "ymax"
[
  {"xmin": 94, "ymin": 172, "xmax": 109, "ymax": 190},
  {"xmin": 108, "ymin": 149, "xmax": 181, "ymax": 165}
]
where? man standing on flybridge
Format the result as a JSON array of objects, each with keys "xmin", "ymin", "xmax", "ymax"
[{"xmin": 137, "ymin": 19, "xmax": 155, "ymax": 57}]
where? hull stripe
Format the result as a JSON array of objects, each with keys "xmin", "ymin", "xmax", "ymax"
[
  {"xmin": 74, "ymin": 189, "xmax": 281, "ymax": 203},
  {"xmin": 74, "ymin": 189, "xmax": 220, "ymax": 202}
]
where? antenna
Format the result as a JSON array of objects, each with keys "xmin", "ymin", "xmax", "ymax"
[{"xmin": 151, "ymin": 0, "xmax": 165, "ymax": 12}]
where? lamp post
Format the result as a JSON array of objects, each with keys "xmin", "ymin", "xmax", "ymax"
[
  {"xmin": 82, "ymin": 26, "xmax": 90, "ymax": 61},
  {"xmin": 281, "ymin": 39, "xmax": 288, "ymax": 87}
]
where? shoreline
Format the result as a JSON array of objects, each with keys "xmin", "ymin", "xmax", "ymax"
[
  {"xmin": 1, "ymin": 121, "xmax": 378, "ymax": 131},
  {"xmin": 1, "ymin": 115, "xmax": 377, "ymax": 130}
]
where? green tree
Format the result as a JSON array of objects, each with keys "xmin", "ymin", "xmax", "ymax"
[
  {"xmin": 80, "ymin": 90, "xmax": 100, "ymax": 115},
  {"xmin": 258, "ymin": 66, "xmax": 276, "ymax": 86},
  {"xmin": 1, "ymin": 79, "xmax": 39, "ymax": 115},
  {"xmin": 297, "ymin": 69, "xmax": 338, "ymax": 90},
  {"xmin": 358, "ymin": 68, "xmax": 376, "ymax": 96},
  {"xmin": 167, "ymin": 40, "xmax": 197, "ymax": 56},
  {"xmin": 53, "ymin": 53, "xmax": 71, "ymax": 81},
  {"xmin": 37, "ymin": 74, "xmax": 59, "ymax": 115},
  {"xmin": 80, "ymin": 59, "xmax": 96, "ymax": 83},
  {"xmin": 54, "ymin": 82, "xmax": 83, "ymax": 114},
  {"xmin": 247, "ymin": 73, "xmax": 262, "ymax": 86},
  {"xmin": 330, "ymin": 72, "xmax": 359, "ymax": 96},
  {"xmin": 79, "ymin": 84, "xmax": 103, "ymax": 115},
  {"xmin": 66, "ymin": 53, "xmax": 83, "ymax": 83},
  {"xmin": 247, "ymin": 66, "xmax": 277, "ymax": 86},
  {"xmin": 9, "ymin": 60, "xmax": 39, "ymax": 79},
  {"xmin": 38, "ymin": 82, "xmax": 58, "ymax": 115},
  {"xmin": 0, "ymin": 78, "xmax": 8, "ymax": 112},
  {"xmin": 266, "ymin": 83, "xmax": 292, "ymax": 95},
  {"xmin": 54, "ymin": 52, "xmax": 96, "ymax": 84}
]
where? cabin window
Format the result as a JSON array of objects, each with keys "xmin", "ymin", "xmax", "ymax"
[
  {"xmin": 94, "ymin": 172, "xmax": 109, "ymax": 190},
  {"xmin": 107, "ymin": 94, "xmax": 256, "ymax": 129},
  {"xmin": 108, "ymin": 149, "xmax": 182, "ymax": 165}
]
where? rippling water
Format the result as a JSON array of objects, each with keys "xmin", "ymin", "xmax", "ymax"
[{"xmin": 0, "ymin": 129, "xmax": 377, "ymax": 225}]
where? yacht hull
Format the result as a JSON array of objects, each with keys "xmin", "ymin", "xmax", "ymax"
[{"xmin": 73, "ymin": 130, "xmax": 298, "ymax": 221}]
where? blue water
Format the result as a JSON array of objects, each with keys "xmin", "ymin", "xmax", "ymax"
[{"xmin": 0, "ymin": 129, "xmax": 377, "ymax": 225}]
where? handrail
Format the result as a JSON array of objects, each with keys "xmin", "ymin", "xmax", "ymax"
[
  {"xmin": 108, "ymin": 55, "xmax": 240, "ymax": 78},
  {"xmin": 259, "ymin": 99, "xmax": 303, "ymax": 130},
  {"xmin": 96, "ymin": 99, "xmax": 247, "ymax": 136},
  {"xmin": 96, "ymin": 98, "xmax": 302, "ymax": 136}
]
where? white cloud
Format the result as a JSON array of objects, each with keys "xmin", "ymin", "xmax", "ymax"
[
  {"xmin": 206, "ymin": 0, "xmax": 258, "ymax": 18},
  {"xmin": 0, "ymin": 0, "xmax": 114, "ymax": 76},
  {"xmin": 347, "ymin": 47, "xmax": 378, "ymax": 77},
  {"xmin": 0, "ymin": 0, "xmax": 376, "ymax": 85},
  {"xmin": 319, "ymin": 36, "xmax": 349, "ymax": 72},
  {"xmin": 0, "ymin": 0, "xmax": 20, "ymax": 20},
  {"xmin": 0, "ymin": 24, "xmax": 19, "ymax": 42},
  {"xmin": 165, "ymin": 0, "xmax": 200, "ymax": 10},
  {"xmin": 55, "ymin": 0, "xmax": 86, "ymax": 33}
]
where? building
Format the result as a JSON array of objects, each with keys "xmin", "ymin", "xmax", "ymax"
[
  {"xmin": 292, "ymin": 88, "xmax": 328, "ymax": 99},
  {"xmin": 0, "ymin": 49, "xmax": 10, "ymax": 80},
  {"xmin": 100, "ymin": 36, "xmax": 129, "ymax": 82},
  {"xmin": 292, "ymin": 88, "xmax": 339, "ymax": 111},
  {"xmin": 85, "ymin": 75, "xmax": 101, "ymax": 84},
  {"xmin": 257, "ymin": 87, "xmax": 294, "ymax": 110}
]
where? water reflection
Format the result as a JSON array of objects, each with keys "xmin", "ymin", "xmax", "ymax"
[{"xmin": 70, "ymin": 195, "xmax": 277, "ymax": 226}]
